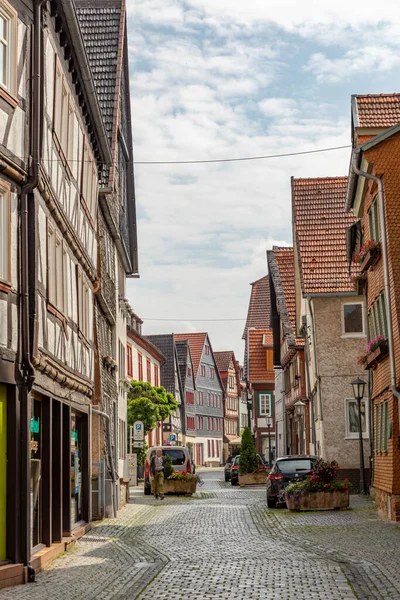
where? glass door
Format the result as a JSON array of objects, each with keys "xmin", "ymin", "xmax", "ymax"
[
  {"xmin": 0, "ymin": 385, "xmax": 6, "ymax": 561},
  {"xmin": 70, "ymin": 412, "xmax": 83, "ymax": 528},
  {"xmin": 30, "ymin": 398, "xmax": 42, "ymax": 550}
]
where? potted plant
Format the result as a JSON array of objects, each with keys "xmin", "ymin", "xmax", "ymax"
[
  {"xmin": 353, "ymin": 240, "xmax": 381, "ymax": 272},
  {"xmin": 285, "ymin": 459, "xmax": 351, "ymax": 511},
  {"xmin": 150, "ymin": 455, "xmax": 200, "ymax": 495},
  {"xmin": 349, "ymin": 273, "xmax": 366, "ymax": 295},
  {"xmin": 238, "ymin": 427, "xmax": 268, "ymax": 486},
  {"xmin": 358, "ymin": 335, "xmax": 389, "ymax": 369}
]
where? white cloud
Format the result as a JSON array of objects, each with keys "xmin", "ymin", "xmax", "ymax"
[{"xmin": 259, "ymin": 98, "xmax": 298, "ymax": 118}]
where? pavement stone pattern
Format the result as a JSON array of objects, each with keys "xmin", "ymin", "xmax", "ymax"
[{"xmin": 1, "ymin": 471, "xmax": 400, "ymax": 599}]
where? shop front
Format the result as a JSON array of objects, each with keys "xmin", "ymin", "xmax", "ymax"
[{"xmin": 0, "ymin": 384, "xmax": 6, "ymax": 561}]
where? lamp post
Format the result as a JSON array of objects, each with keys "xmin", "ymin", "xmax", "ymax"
[
  {"xmin": 351, "ymin": 377, "xmax": 367, "ymax": 495},
  {"xmin": 294, "ymin": 400, "xmax": 305, "ymax": 455},
  {"xmin": 266, "ymin": 416, "xmax": 273, "ymax": 467},
  {"xmin": 246, "ymin": 389, "xmax": 252, "ymax": 430}
]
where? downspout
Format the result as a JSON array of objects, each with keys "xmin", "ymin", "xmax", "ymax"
[
  {"xmin": 307, "ymin": 297, "xmax": 324, "ymax": 456},
  {"xmin": 92, "ymin": 408, "xmax": 118, "ymax": 518},
  {"xmin": 350, "ymin": 157, "xmax": 400, "ymax": 414},
  {"xmin": 20, "ymin": 0, "xmax": 46, "ymax": 570}
]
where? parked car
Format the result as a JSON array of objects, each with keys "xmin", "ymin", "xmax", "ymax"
[
  {"xmin": 224, "ymin": 455, "xmax": 235, "ymax": 482},
  {"xmin": 230, "ymin": 454, "xmax": 267, "ymax": 486},
  {"xmin": 144, "ymin": 446, "xmax": 192, "ymax": 495},
  {"xmin": 266, "ymin": 455, "xmax": 317, "ymax": 508}
]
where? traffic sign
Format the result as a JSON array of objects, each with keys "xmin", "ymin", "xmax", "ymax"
[
  {"xmin": 169, "ymin": 434, "xmax": 177, "ymax": 442},
  {"xmin": 133, "ymin": 441, "xmax": 143, "ymax": 448},
  {"xmin": 133, "ymin": 421, "xmax": 144, "ymax": 440}
]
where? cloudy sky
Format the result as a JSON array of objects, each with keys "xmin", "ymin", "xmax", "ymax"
[{"xmin": 126, "ymin": 0, "xmax": 400, "ymax": 360}]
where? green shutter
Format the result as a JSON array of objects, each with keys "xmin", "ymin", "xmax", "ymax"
[
  {"xmin": 381, "ymin": 293, "xmax": 388, "ymax": 338},
  {"xmin": 379, "ymin": 404, "xmax": 384, "ymax": 452},
  {"xmin": 368, "ymin": 207, "xmax": 374, "ymax": 242},
  {"xmin": 375, "ymin": 298, "xmax": 383, "ymax": 337},
  {"xmin": 375, "ymin": 404, "xmax": 379, "ymax": 452},
  {"xmin": 374, "ymin": 198, "xmax": 380, "ymax": 242},
  {"xmin": 384, "ymin": 402, "xmax": 389, "ymax": 452}
]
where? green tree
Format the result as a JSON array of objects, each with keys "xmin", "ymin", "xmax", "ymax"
[
  {"xmin": 239, "ymin": 427, "xmax": 258, "ymax": 474},
  {"xmin": 127, "ymin": 380, "xmax": 179, "ymax": 434}
]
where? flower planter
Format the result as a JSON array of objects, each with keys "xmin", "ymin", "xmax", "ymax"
[
  {"xmin": 238, "ymin": 472, "xmax": 268, "ymax": 486},
  {"xmin": 360, "ymin": 248, "xmax": 380, "ymax": 272},
  {"xmin": 365, "ymin": 344, "xmax": 389, "ymax": 369},
  {"xmin": 151, "ymin": 479, "xmax": 197, "ymax": 495},
  {"xmin": 286, "ymin": 489, "xmax": 350, "ymax": 511}
]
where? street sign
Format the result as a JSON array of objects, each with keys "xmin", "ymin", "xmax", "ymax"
[
  {"xmin": 169, "ymin": 434, "xmax": 176, "ymax": 442},
  {"xmin": 133, "ymin": 441, "xmax": 144, "ymax": 448},
  {"xmin": 133, "ymin": 421, "xmax": 144, "ymax": 441}
]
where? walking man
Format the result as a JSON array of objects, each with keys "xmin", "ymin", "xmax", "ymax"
[{"xmin": 150, "ymin": 448, "xmax": 165, "ymax": 500}]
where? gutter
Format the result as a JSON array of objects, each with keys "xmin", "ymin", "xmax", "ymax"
[
  {"xmin": 58, "ymin": 0, "xmax": 112, "ymax": 166},
  {"xmin": 92, "ymin": 408, "xmax": 118, "ymax": 518},
  {"xmin": 350, "ymin": 153, "xmax": 400, "ymax": 415}
]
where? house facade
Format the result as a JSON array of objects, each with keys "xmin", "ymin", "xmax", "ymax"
[
  {"xmin": 145, "ymin": 334, "xmax": 184, "ymax": 446},
  {"xmin": 176, "ymin": 339, "xmax": 197, "ymax": 455},
  {"xmin": 175, "ymin": 333, "xmax": 225, "ymax": 466},
  {"xmin": 268, "ymin": 247, "xmax": 308, "ymax": 457},
  {"xmin": 345, "ymin": 93, "xmax": 400, "ymax": 520},
  {"xmin": 292, "ymin": 176, "xmax": 370, "ymax": 487},
  {"xmin": 215, "ymin": 351, "xmax": 241, "ymax": 461}
]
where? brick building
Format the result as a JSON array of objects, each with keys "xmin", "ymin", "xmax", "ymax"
[
  {"xmin": 345, "ymin": 93, "xmax": 400, "ymax": 519},
  {"xmin": 214, "ymin": 351, "xmax": 241, "ymax": 461},
  {"xmin": 268, "ymin": 247, "xmax": 308, "ymax": 458}
]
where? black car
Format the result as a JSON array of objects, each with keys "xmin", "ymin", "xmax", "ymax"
[
  {"xmin": 224, "ymin": 455, "xmax": 235, "ymax": 482},
  {"xmin": 266, "ymin": 455, "xmax": 317, "ymax": 508}
]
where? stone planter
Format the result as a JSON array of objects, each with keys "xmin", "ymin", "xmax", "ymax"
[
  {"xmin": 360, "ymin": 248, "xmax": 380, "ymax": 272},
  {"xmin": 239, "ymin": 472, "xmax": 268, "ymax": 486},
  {"xmin": 365, "ymin": 344, "xmax": 389, "ymax": 370},
  {"xmin": 286, "ymin": 489, "xmax": 350, "ymax": 511},
  {"xmin": 151, "ymin": 479, "xmax": 197, "ymax": 495}
]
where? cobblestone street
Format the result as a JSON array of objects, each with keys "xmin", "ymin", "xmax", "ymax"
[{"xmin": 1, "ymin": 470, "xmax": 400, "ymax": 599}]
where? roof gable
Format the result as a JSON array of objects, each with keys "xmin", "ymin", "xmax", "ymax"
[
  {"xmin": 248, "ymin": 329, "xmax": 274, "ymax": 383},
  {"xmin": 292, "ymin": 176, "xmax": 357, "ymax": 295},
  {"xmin": 242, "ymin": 275, "xmax": 270, "ymax": 339},
  {"xmin": 352, "ymin": 93, "xmax": 400, "ymax": 129},
  {"xmin": 174, "ymin": 332, "xmax": 225, "ymax": 392}
]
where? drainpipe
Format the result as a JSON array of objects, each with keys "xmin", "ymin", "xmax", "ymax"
[
  {"xmin": 19, "ymin": 0, "xmax": 46, "ymax": 570},
  {"xmin": 307, "ymin": 297, "xmax": 324, "ymax": 456},
  {"xmin": 350, "ymin": 157, "xmax": 400, "ymax": 415},
  {"xmin": 92, "ymin": 408, "xmax": 118, "ymax": 518}
]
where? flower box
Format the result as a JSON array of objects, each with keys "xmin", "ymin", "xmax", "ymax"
[
  {"xmin": 151, "ymin": 479, "xmax": 197, "ymax": 495},
  {"xmin": 360, "ymin": 247, "xmax": 380, "ymax": 272},
  {"xmin": 286, "ymin": 489, "xmax": 350, "ymax": 511},
  {"xmin": 238, "ymin": 472, "xmax": 268, "ymax": 486},
  {"xmin": 365, "ymin": 344, "xmax": 389, "ymax": 369}
]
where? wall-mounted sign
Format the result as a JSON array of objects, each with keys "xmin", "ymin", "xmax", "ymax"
[
  {"xmin": 30, "ymin": 417, "xmax": 40, "ymax": 434},
  {"xmin": 133, "ymin": 421, "xmax": 144, "ymax": 441}
]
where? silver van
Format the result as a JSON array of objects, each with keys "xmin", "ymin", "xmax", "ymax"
[{"xmin": 144, "ymin": 446, "xmax": 192, "ymax": 495}]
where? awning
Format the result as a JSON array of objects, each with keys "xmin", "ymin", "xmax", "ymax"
[{"xmin": 224, "ymin": 435, "xmax": 241, "ymax": 445}]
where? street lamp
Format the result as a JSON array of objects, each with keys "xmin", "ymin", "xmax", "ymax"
[
  {"xmin": 246, "ymin": 390, "xmax": 253, "ymax": 430},
  {"xmin": 351, "ymin": 377, "xmax": 367, "ymax": 495},
  {"xmin": 266, "ymin": 416, "xmax": 273, "ymax": 467},
  {"xmin": 294, "ymin": 401, "xmax": 305, "ymax": 455}
]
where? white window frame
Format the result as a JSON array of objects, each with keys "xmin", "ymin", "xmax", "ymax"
[
  {"xmin": 47, "ymin": 222, "xmax": 66, "ymax": 313},
  {"xmin": 258, "ymin": 392, "xmax": 272, "ymax": 417},
  {"xmin": 344, "ymin": 398, "xmax": 369, "ymax": 439},
  {"xmin": 77, "ymin": 267, "xmax": 91, "ymax": 339},
  {"xmin": 0, "ymin": 2, "xmax": 17, "ymax": 96},
  {"xmin": 341, "ymin": 301, "xmax": 365, "ymax": 338},
  {"xmin": 0, "ymin": 183, "xmax": 10, "ymax": 282}
]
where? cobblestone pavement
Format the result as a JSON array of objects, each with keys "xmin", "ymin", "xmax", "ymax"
[{"xmin": 1, "ymin": 470, "xmax": 400, "ymax": 599}]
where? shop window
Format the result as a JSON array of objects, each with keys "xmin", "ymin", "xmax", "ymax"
[
  {"xmin": 0, "ymin": 184, "xmax": 10, "ymax": 282},
  {"xmin": 368, "ymin": 195, "xmax": 380, "ymax": 243},
  {"xmin": 342, "ymin": 302, "xmax": 364, "ymax": 337},
  {"xmin": 345, "ymin": 398, "xmax": 368, "ymax": 439},
  {"xmin": 0, "ymin": 2, "xmax": 17, "ymax": 96}
]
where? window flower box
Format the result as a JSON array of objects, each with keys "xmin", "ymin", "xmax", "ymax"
[
  {"xmin": 353, "ymin": 240, "xmax": 381, "ymax": 272},
  {"xmin": 365, "ymin": 345, "xmax": 389, "ymax": 369},
  {"xmin": 360, "ymin": 247, "xmax": 381, "ymax": 272},
  {"xmin": 358, "ymin": 335, "xmax": 388, "ymax": 369}
]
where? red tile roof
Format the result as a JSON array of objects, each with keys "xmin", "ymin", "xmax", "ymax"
[
  {"xmin": 248, "ymin": 329, "xmax": 274, "ymax": 382},
  {"xmin": 354, "ymin": 94, "xmax": 400, "ymax": 129},
  {"xmin": 214, "ymin": 351, "xmax": 234, "ymax": 373},
  {"xmin": 174, "ymin": 333, "xmax": 207, "ymax": 379},
  {"xmin": 274, "ymin": 248, "xmax": 296, "ymax": 335},
  {"xmin": 242, "ymin": 276, "xmax": 270, "ymax": 339},
  {"xmin": 292, "ymin": 177, "xmax": 358, "ymax": 295}
]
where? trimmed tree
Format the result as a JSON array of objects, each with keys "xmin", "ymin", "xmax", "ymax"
[
  {"xmin": 127, "ymin": 381, "xmax": 179, "ymax": 434},
  {"xmin": 239, "ymin": 427, "xmax": 259, "ymax": 475}
]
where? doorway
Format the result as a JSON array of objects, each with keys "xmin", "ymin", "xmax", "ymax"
[
  {"xmin": 0, "ymin": 385, "xmax": 6, "ymax": 560},
  {"xmin": 70, "ymin": 412, "xmax": 84, "ymax": 528}
]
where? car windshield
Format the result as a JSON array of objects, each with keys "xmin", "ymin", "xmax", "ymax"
[
  {"xmin": 234, "ymin": 456, "xmax": 240, "ymax": 465},
  {"xmin": 276, "ymin": 459, "xmax": 315, "ymax": 473},
  {"xmin": 150, "ymin": 449, "xmax": 186, "ymax": 465}
]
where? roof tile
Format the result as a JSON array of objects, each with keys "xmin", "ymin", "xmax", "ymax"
[
  {"xmin": 174, "ymin": 333, "xmax": 207, "ymax": 379},
  {"xmin": 242, "ymin": 276, "xmax": 270, "ymax": 339},
  {"xmin": 355, "ymin": 94, "xmax": 400, "ymax": 129},
  {"xmin": 249, "ymin": 329, "xmax": 274, "ymax": 382}
]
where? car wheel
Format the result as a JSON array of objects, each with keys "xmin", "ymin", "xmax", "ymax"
[
  {"xmin": 231, "ymin": 478, "xmax": 238, "ymax": 486},
  {"xmin": 224, "ymin": 473, "xmax": 230, "ymax": 482},
  {"xmin": 144, "ymin": 478, "xmax": 151, "ymax": 496},
  {"xmin": 267, "ymin": 496, "xmax": 276, "ymax": 508}
]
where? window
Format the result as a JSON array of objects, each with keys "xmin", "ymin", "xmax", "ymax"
[
  {"xmin": 284, "ymin": 368, "xmax": 291, "ymax": 392},
  {"xmin": 266, "ymin": 349, "xmax": 273, "ymax": 371},
  {"xmin": 292, "ymin": 359, "xmax": 299, "ymax": 387},
  {"xmin": 345, "ymin": 398, "xmax": 368, "ymax": 439},
  {"xmin": 198, "ymin": 391, "xmax": 203, "ymax": 405},
  {"xmin": 81, "ymin": 139, "xmax": 98, "ymax": 219},
  {"xmin": 210, "ymin": 367, "xmax": 215, "ymax": 379},
  {"xmin": 201, "ymin": 364, "xmax": 206, "ymax": 377},
  {"xmin": 67, "ymin": 103, "xmax": 76, "ymax": 165},
  {"xmin": 119, "ymin": 341, "xmax": 125, "ymax": 382},
  {"xmin": 205, "ymin": 344, "xmax": 210, "ymax": 355},
  {"xmin": 0, "ymin": 3, "xmax": 17, "ymax": 96},
  {"xmin": 53, "ymin": 57, "xmax": 71, "ymax": 160},
  {"xmin": 186, "ymin": 416, "xmax": 195, "ymax": 430},
  {"xmin": 207, "ymin": 393, "xmax": 210, "ymax": 406},
  {"xmin": 119, "ymin": 419, "xmax": 126, "ymax": 459},
  {"xmin": 258, "ymin": 392, "xmax": 272, "ymax": 417},
  {"xmin": 376, "ymin": 401, "xmax": 389, "ymax": 453},
  {"xmin": 208, "ymin": 440, "xmax": 211, "ymax": 456},
  {"xmin": 154, "ymin": 364, "xmax": 159, "ymax": 386},
  {"xmin": 216, "ymin": 441, "xmax": 219, "ymax": 458},
  {"xmin": 207, "ymin": 418, "xmax": 210, "ymax": 431},
  {"xmin": 146, "ymin": 358, "xmax": 151, "ymax": 383},
  {"xmin": 77, "ymin": 267, "xmax": 90, "ymax": 338},
  {"xmin": 48, "ymin": 224, "xmax": 67, "ymax": 313},
  {"xmin": 0, "ymin": 186, "xmax": 10, "ymax": 282},
  {"xmin": 187, "ymin": 366, "xmax": 191, "ymax": 377},
  {"xmin": 369, "ymin": 293, "xmax": 388, "ymax": 340},
  {"xmin": 186, "ymin": 391, "xmax": 194, "ymax": 405},
  {"xmin": 342, "ymin": 302, "xmax": 364, "ymax": 336},
  {"xmin": 368, "ymin": 195, "xmax": 380, "ymax": 243},
  {"xmin": 138, "ymin": 353, "xmax": 143, "ymax": 381},
  {"xmin": 127, "ymin": 344, "xmax": 133, "ymax": 378}
]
